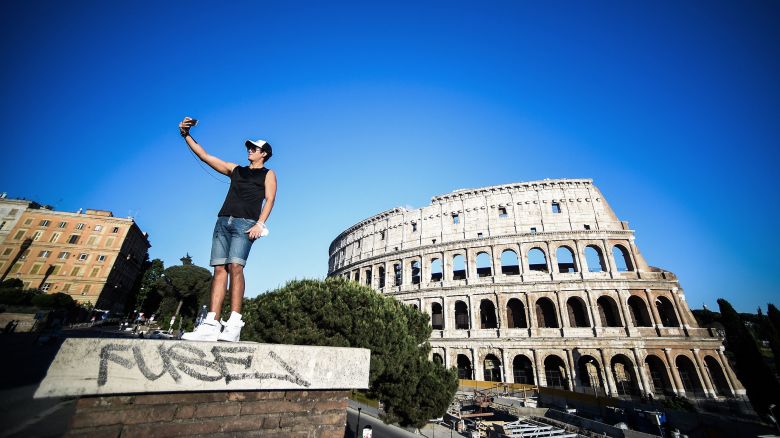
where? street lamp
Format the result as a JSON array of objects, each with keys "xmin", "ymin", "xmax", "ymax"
[{"xmin": 355, "ymin": 407, "xmax": 362, "ymax": 438}]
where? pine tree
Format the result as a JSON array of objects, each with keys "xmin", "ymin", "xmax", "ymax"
[
  {"xmin": 768, "ymin": 304, "xmax": 780, "ymax": 336},
  {"xmin": 717, "ymin": 298, "xmax": 780, "ymax": 417},
  {"xmin": 242, "ymin": 277, "xmax": 458, "ymax": 428}
]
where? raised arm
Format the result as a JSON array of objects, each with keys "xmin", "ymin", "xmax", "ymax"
[{"xmin": 179, "ymin": 117, "xmax": 237, "ymax": 176}]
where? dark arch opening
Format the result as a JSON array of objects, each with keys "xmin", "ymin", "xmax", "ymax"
[
  {"xmin": 410, "ymin": 260, "xmax": 421, "ymax": 285},
  {"xmin": 676, "ymin": 355, "xmax": 705, "ymax": 397},
  {"xmin": 704, "ymin": 355, "xmax": 732, "ymax": 397},
  {"xmin": 612, "ymin": 244, "xmax": 634, "ymax": 272},
  {"xmin": 484, "ymin": 354, "xmax": 502, "ymax": 382},
  {"xmin": 544, "ymin": 355, "xmax": 569, "ymax": 390},
  {"xmin": 536, "ymin": 297, "xmax": 559, "ymax": 328},
  {"xmin": 656, "ymin": 296, "xmax": 680, "ymax": 327},
  {"xmin": 431, "ymin": 302, "xmax": 443, "ymax": 330},
  {"xmin": 378, "ymin": 265, "xmax": 385, "ymax": 288},
  {"xmin": 457, "ymin": 354, "xmax": 473, "ymax": 379},
  {"xmin": 432, "ymin": 353, "xmax": 443, "ymax": 366},
  {"xmin": 455, "ymin": 300, "xmax": 470, "ymax": 330},
  {"xmin": 628, "ymin": 295, "xmax": 652, "ymax": 327},
  {"xmin": 480, "ymin": 299, "xmax": 498, "ymax": 329},
  {"xmin": 611, "ymin": 354, "xmax": 639, "ymax": 396},
  {"xmin": 597, "ymin": 296, "xmax": 622, "ymax": 327},
  {"xmin": 513, "ymin": 355, "xmax": 535, "ymax": 384},
  {"xmin": 577, "ymin": 355, "xmax": 604, "ymax": 390},
  {"xmin": 506, "ymin": 298, "xmax": 527, "ymax": 328},
  {"xmin": 645, "ymin": 355, "xmax": 674, "ymax": 396},
  {"xmin": 567, "ymin": 297, "xmax": 590, "ymax": 327}
]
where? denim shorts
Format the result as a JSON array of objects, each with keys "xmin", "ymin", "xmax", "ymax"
[{"xmin": 210, "ymin": 216, "xmax": 257, "ymax": 267}]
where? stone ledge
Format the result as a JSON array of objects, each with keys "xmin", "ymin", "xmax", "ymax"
[{"xmin": 34, "ymin": 338, "xmax": 370, "ymax": 398}]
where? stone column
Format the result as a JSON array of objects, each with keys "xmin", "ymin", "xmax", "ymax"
[
  {"xmin": 564, "ymin": 349, "xmax": 576, "ymax": 391},
  {"xmin": 467, "ymin": 294, "xmax": 475, "ymax": 331},
  {"xmin": 495, "ymin": 292, "xmax": 504, "ymax": 330},
  {"xmin": 670, "ymin": 287, "xmax": 690, "ymax": 335},
  {"xmin": 526, "ymin": 292, "xmax": 538, "ymax": 332},
  {"xmin": 544, "ymin": 241, "xmax": 553, "ymax": 280},
  {"xmin": 631, "ymin": 348, "xmax": 650, "ymax": 396},
  {"xmin": 443, "ymin": 251, "xmax": 452, "ymax": 282},
  {"xmin": 491, "ymin": 245, "xmax": 502, "ymax": 278},
  {"xmin": 602, "ymin": 239, "xmax": 616, "ymax": 279},
  {"xmin": 442, "ymin": 347, "xmax": 449, "ymax": 369},
  {"xmin": 585, "ymin": 289, "xmax": 601, "ymax": 337},
  {"xmin": 663, "ymin": 348, "xmax": 684, "ymax": 395},
  {"xmin": 692, "ymin": 348, "xmax": 716, "ymax": 398},
  {"xmin": 556, "ymin": 290, "xmax": 569, "ymax": 330},
  {"xmin": 533, "ymin": 350, "xmax": 546, "ymax": 387},
  {"xmin": 473, "ymin": 348, "xmax": 483, "ymax": 381},
  {"xmin": 598, "ymin": 349, "xmax": 616, "ymax": 396},
  {"xmin": 644, "ymin": 288, "xmax": 661, "ymax": 328},
  {"xmin": 716, "ymin": 347, "xmax": 740, "ymax": 396},
  {"xmin": 466, "ymin": 250, "xmax": 476, "ymax": 281},
  {"xmin": 573, "ymin": 240, "xmax": 586, "ymax": 280},
  {"xmin": 615, "ymin": 289, "xmax": 633, "ymax": 336},
  {"xmin": 501, "ymin": 349, "xmax": 510, "ymax": 383}
]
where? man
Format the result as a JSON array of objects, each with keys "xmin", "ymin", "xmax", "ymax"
[{"xmin": 178, "ymin": 117, "xmax": 277, "ymax": 342}]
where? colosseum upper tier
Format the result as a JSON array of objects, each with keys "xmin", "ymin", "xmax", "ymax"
[{"xmin": 327, "ymin": 179, "xmax": 744, "ymax": 400}]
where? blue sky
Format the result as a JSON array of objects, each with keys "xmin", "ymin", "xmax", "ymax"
[{"xmin": 1, "ymin": 1, "xmax": 778, "ymax": 312}]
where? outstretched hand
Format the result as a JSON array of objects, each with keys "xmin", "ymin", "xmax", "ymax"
[{"xmin": 179, "ymin": 117, "xmax": 197, "ymax": 137}]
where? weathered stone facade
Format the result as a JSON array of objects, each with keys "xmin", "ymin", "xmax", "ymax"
[{"xmin": 327, "ymin": 179, "xmax": 745, "ymax": 400}]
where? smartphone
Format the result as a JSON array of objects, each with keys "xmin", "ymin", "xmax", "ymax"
[{"xmin": 189, "ymin": 119, "xmax": 198, "ymax": 126}]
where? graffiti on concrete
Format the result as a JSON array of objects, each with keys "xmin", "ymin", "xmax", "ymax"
[{"xmin": 98, "ymin": 343, "xmax": 311, "ymax": 387}]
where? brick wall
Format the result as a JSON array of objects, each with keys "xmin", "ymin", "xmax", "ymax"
[{"xmin": 66, "ymin": 389, "xmax": 348, "ymax": 438}]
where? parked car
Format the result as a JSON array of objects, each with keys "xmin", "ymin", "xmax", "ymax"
[{"xmin": 147, "ymin": 330, "xmax": 173, "ymax": 339}]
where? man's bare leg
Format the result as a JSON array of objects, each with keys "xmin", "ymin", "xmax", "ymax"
[
  {"xmin": 209, "ymin": 264, "xmax": 229, "ymax": 314},
  {"xmin": 228, "ymin": 263, "xmax": 245, "ymax": 313}
]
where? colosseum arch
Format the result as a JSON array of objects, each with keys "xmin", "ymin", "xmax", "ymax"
[
  {"xmin": 627, "ymin": 295, "xmax": 653, "ymax": 327},
  {"xmin": 480, "ymin": 299, "xmax": 498, "ymax": 329},
  {"xmin": 566, "ymin": 296, "xmax": 590, "ymax": 327},
  {"xmin": 544, "ymin": 355, "xmax": 569, "ymax": 390},
  {"xmin": 585, "ymin": 245, "xmax": 607, "ymax": 272},
  {"xmin": 577, "ymin": 355, "xmax": 604, "ymax": 391},
  {"xmin": 506, "ymin": 298, "xmax": 528, "ymax": 328},
  {"xmin": 501, "ymin": 249, "xmax": 520, "ymax": 275},
  {"xmin": 393, "ymin": 262, "xmax": 402, "ymax": 286},
  {"xmin": 556, "ymin": 246, "xmax": 577, "ymax": 273},
  {"xmin": 645, "ymin": 355, "xmax": 674, "ymax": 396},
  {"xmin": 454, "ymin": 300, "xmax": 470, "ymax": 330},
  {"xmin": 430, "ymin": 258, "xmax": 443, "ymax": 282},
  {"xmin": 476, "ymin": 252, "xmax": 492, "ymax": 277},
  {"xmin": 452, "ymin": 254, "xmax": 466, "ymax": 280},
  {"xmin": 597, "ymin": 295, "xmax": 623, "ymax": 327},
  {"xmin": 512, "ymin": 355, "xmax": 534, "ymax": 384},
  {"xmin": 612, "ymin": 244, "xmax": 634, "ymax": 272},
  {"xmin": 704, "ymin": 355, "xmax": 732, "ymax": 397},
  {"xmin": 611, "ymin": 354, "xmax": 640, "ymax": 396},
  {"xmin": 536, "ymin": 297, "xmax": 559, "ymax": 328},
  {"xmin": 432, "ymin": 352, "xmax": 444, "ymax": 366},
  {"xmin": 410, "ymin": 260, "xmax": 421, "ymax": 285},
  {"xmin": 457, "ymin": 354, "xmax": 473, "ymax": 379},
  {"xmin": 431, "ymin": 302, "xmax": 444, "ymax": 330},
  {"xmin": 378, "ymin": 265, "xmax": 385, "ymax": 288},
  {"xmin": 676, "ymin": 355, "xmax": 705, "ymax": 397},
  {"xmin": 484, "ymin": 354, "xmax": 502, "ymax": 382},
  {"xmin": 656, "ymin": 296, "xmax": 679, "ymax": 327},
  {"xmin": 527, "ymin": 248, "xmax": 548, "ymax": 273}
]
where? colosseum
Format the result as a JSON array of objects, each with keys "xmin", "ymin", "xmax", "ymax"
[{"xmin": 327, "ymin": 178, "xmax": 745, "ymax": 400}]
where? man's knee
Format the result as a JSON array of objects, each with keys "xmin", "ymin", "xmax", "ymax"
[
  {"xmin": 214, "ymin": 265, "xmax": 229, "ymax": 277},
  {"xmin": 228, "ymin": 263, "xmax": 244, "ymax": 276}
]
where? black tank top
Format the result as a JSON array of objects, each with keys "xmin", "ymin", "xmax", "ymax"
[{"xmin": 217, "ymin": 166, "xmax": 270, "ymax": 219}]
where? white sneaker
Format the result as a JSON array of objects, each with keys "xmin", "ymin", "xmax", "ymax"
[
  {"xmin": 218, "ymin": 318, "xmax": 244, "ymax": 342},
  {"xmin": 181, "ymin": 316, "xmax": 222, "ymax": 342}
]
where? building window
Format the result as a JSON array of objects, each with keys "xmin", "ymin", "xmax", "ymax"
[
  {"xmin": 41, "ymin": 283, "xmax": 52, "ymax": 292},
  {"xmin": 552, "ymin": 202, "xmax": 561, "ymax": 214},
  {"xmin": 9, "ymin": 209, "xmax": 18, "ymax": 216},
  {"xmin": 58, "ymin": 251, "xmax": 70, "ymax": 259},
  {"xmin": 68, "ymin": 234, "xmax": 80, "ymax": 244},
  {"xmin": 30, "ymin": 264, "xmax": 42, "ymax": 275},
  {"xmin": 76, "ymin": 223, "xmax": 86, "ymax": 230},
  {"xmin": 32, "ymin": 231, "xmax": 42, "ymax": 241},
  {"xmin": 452, "ymin": 213, "xmax": 460, "ymax": 224},
  {"xmin": 83, "ymin": 284, "xmax": 91, "ymax": 293},
  {"xmin": 19, "ymin": 249, "xmax": 30, "ymax": 259},
  {"xmin": 40, "ymin": 219, "xmax": 50, "ymax": 227},
  {"xmin": 71, "ymin": 267, "xmax": 81, "ymax": 276},
  {"xmin": 49, "ymin": 232, "xmax": 61, "ymax": 243},
  {"xmin": 87, "ymin": 236, "xmax": 97, "ymax": 245},
  {"xmin": 24, "ymin": 218, "xmax": 32, "ymax": 225},
  {"xmin": 2, "ymin": 248, "xmax": 12, "ymax": 256},
  {"xmin": 530, "ymin": 227, "xmax": 537, "ymax": 233},
  {"xmin": 106, "ymin": 238, "xmax": 115, "ymax": 247},
  {"xmin": 0, "ymin": 221, "xmax": 6, "ymax": 230},
  {"xmin": 94, "ymin": 225, "xmax": 103, "ymax": 232},
  {"xmin": 97, "ymin": 255, "xmax": 106, "ymax": 262},
  {"xmin": 90, "ymin": 267, "xmax": 100, "ymax": 277},
  {"xmin": 584, "ymin": 224, "xmax": 591, "ymax": 230},
  {"xmin": 411, "ymin": 222, "xmax": 417, "ymax": 232},
  {"xmin": 51, "ymin": 265, "xmax": 61, "ymax": 275},
  {"xmin": 380, "ymin": 230, "xmax": 385, "ymax": 240},
  {"xmin": 78, "ymin": 253, "xmax": 88, "ymax": 261},
  {"xmin": 112, "ymin": 227, "xmax": 120, "ymax": 233},
  {"xmin": 38, "ymin": 250, "xmax": 51, "ymax": 258},
  {"xmin": 498, "ymin": 207, "xmax": 508, "ymax": 218},
  {"xmin": 477, "ymin": 232, "xmax": 483, "ymax": 238},
  {"xmin": 11, "ymin": 262, "xmax": 22, "ymax": 273},
  {"xmin": 58, "ymin": 221, "xmax": 67, "ymax": 228},
  {"xmin": 62, "ymin": 283, "xmax": 71, "ymax": 292},
  {"xmin": 13, "ymin": 230, "xmax": 25, "ymax": 240}
]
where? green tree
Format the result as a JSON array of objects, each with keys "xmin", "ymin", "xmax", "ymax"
[
  {"xmin": 0, "ymin": 278, "xmax": 24, "ymax": 289},
  {"xmin": 717, "ymin": 298, "xmax": 780, "ymax": 417},
  {"xmin": 768, "ymin": 304, "xmax": 780, "ymax": 337},
  {"xmin": 132, "ymin": 258, "xmax": 165, "ymax": 315},
  {"xmin": 153, "ymin": 257, "xmax": 211, "ymax": 330},
  {"xmin": 242, "ymin": 277, "xmax": 458, "ymax": 428}
]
